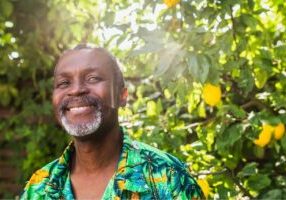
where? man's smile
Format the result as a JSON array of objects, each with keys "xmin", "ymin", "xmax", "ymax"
[
  {"xmin": 67, "ymin": 105, "xmax": 96, "ymax": 115},
  {"xmin": 67, "ymin": 106, "xmax": 94, "ymax": 112}
]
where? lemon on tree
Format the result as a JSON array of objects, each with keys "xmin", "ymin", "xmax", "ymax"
[
  {"xmin": 163, "ymin": 0, "xmax": 180, "ymax": 8},
  {"xmin": 274, "ymin": 123, "xmax": 285, "ymax": 140},
  {"xmin": 254, "ymin": 124, "xmax": 273, "ymax": 148},
  {"xmin": 202, "ymin": 83, "xmax": 222, "ymax": 106},
  {"xmin": 197, "ymin": 178, "xmax": 210, "ymax": 198}
]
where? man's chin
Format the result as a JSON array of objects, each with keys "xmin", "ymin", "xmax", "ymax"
[
  {"xmin": 60, "ymin": 116, "xmax": 102, "ymax": 137},
  {"xmin": 59, "ymin": 109, "xmax": 102, "ymax": 137},
  {"xmin": 63, "ymin": 122, "xmax": 108, "ymax": 142}
]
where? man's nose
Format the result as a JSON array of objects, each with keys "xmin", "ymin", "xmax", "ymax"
[{"xmin": 68, "ymin": 81, "xmax": 89, "ymax": 96}]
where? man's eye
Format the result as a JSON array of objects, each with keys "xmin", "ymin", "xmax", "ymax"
[
  {"xmin": 87, "ymin": 76, "xmax": 102, "ymax": 83},
  {"xmin": 56, "ymin": 80, "xmax": 69, "ymax": 88}
]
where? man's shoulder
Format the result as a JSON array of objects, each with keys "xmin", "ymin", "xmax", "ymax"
[
  {"xmin": 26, "ymin": 158, "xmax": 60, "ymax": 185},
  {"xmin": 131, "ymin": 139, "xmax": 188, "ymax": 170},
  {"xmin": 127, "ymin": 139, "xmax": 203, "ymax": 198},
  {"xmin": 21, "ymin": 158, "xmax": 62, "ymax": 199}
]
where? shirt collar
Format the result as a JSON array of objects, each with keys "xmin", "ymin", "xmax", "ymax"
[
  {"xmin": 45, "ymin": 128, "xmax": 150, "ymax": 198},
  {"xmin": 113, "ymin": 131, "xmax": 150, "ymax": 196},
  {"xmin": 44, "ymin": 141, "xmax": 74, "ymax": 199}
]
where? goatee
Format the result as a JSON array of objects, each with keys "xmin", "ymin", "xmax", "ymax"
[{"xmin": 58, "ymin": 96, "xmax": 103, "ymax": 137}]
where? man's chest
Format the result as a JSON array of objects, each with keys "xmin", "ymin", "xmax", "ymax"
[{"xmin": 70, "ymin": 172, "xmax": 114, "ymax": 199}]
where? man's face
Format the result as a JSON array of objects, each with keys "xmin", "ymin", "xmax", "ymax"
[{"xmin": 52, "ymin": 49, "xmax": 125, "ymax": 137}]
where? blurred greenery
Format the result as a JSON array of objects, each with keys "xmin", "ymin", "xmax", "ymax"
[{"xmin": 1, "ymin": 0, "xmax": 286, "ymax": 198}]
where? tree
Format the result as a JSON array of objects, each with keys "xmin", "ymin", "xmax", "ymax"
[{"xmin": 0, "ymin": 0, "xmax": 286, "ymax": 198}]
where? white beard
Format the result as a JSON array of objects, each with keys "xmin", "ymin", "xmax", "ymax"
[{"xmin": 60, "ymin": 110, "xmax": 102, "ymax": 137}]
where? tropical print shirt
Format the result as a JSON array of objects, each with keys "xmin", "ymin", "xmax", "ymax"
[{"xmin": 21, "ymin": 130, "xmax": 203, "ymax": 199}]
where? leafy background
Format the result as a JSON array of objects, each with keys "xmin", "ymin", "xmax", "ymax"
[{"xmin": 1, "ymin": 0, "xmax": 286, "ymax": 199}]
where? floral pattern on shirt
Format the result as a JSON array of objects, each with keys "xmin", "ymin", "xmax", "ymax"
[{"xmin": 21, "ymin": 129, "xmax": 202, "ymax": 199}]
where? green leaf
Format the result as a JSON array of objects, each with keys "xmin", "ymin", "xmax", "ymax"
[
  {"xmin": 137, "ymin": 28, "xmax": 165, "ymax": 44},
  {"xmin": 241, "ymin": 14, "xmax": 258, "ymax": 29},
  {"xmin": 247, "ymin": 0, "xmax": 254, "ymax": 10},
  {"xmin": 260, "ymin": 189, "xmax": 283, "ymax": 199},
  {"xmin": 254, "ymin": 68, "xmax": 268, "ymax": 89},
  {"xmin": 187, "ymin": 53, "xmax": 199, "ymax": 80},
  {"xmin": 0, "ymin": 0, "xmax": 13, "ymax": 17},
  {"xmin": 224, "ymin": 104, "xmax": 247, "ymax": 119},
  {"xmin": 217, "ymin": 124, "xmax": 243, "ymax": 148},
  {"xmin": 187, "ymin": 53, "xmax": 210, "ymax": 83},
  {"xmin": 146, "ymin": 100, "xmax": 157, "ymax": 117},
  {"xmin": 197, "ymin": 54, "xmax": 210, "ymax": 83},
  {"xmin": 154, "ymin": 42, "xmax": 185, "ymax": 77},
  {"xmin": 274, "ymin": 45, "xmax": 286, "ymax": 58},
  {"xmin": 253, "ymin": 146, "xmax": 265, "ymax": 158},
  {"xmin": 247, "ymin": 174, "xmax": 271, "ymax": 191},
  {"xmin": 129, "ymin": 42, "xmax": 164, "ymax": 56},
  {"xmin": 164, "ymin": 89, "xmax": 171, "ymax": 99},
  {"xmin": 114, "ymin": 24, "xmax": 131, "ymax": 32},
  {"xmin": 103, "ymin": 11, "xmax": 115, "ymax": 26},
  {"xmin": 198, "ymin": 101, "xmax": 206, "ymax": 118},
  {"xmin": 238, "ymin": 162, "xmax": 258, "ymax": 177},
  {"xmin": 281, "ymin": 136, "xmax": 286, "ymax": 153},
  {"xmin": 238, "ymin": 68, "xmax": 254, "ymax": 95}
]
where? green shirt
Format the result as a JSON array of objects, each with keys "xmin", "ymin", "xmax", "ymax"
[{"xmin": 21, "ymin": 130, "xmax": 202, "ymax": 199}]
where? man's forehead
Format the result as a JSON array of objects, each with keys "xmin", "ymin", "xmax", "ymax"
[{"xmin": 54, "ymin": 48, "xmax": 114, "ymax": 74}]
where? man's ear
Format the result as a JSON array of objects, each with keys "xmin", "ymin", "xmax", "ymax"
[{"xmin": 119, "ymin": 87, "xmax": 128, "ymax": 107}]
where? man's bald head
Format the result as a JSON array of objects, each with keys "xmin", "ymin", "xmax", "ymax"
[{"xmin": 55, "ymin": 44, "xmax": 125, "ymax": 90}]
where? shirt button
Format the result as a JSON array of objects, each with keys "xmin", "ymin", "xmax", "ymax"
[{"xmin": 132, "ymin": 141, "xmax": 140, "ymax": 150}]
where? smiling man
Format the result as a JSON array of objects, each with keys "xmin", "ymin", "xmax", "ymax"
[{"xmin": 21, "ymin": 45, "xmax": 203, "ymax": 199}]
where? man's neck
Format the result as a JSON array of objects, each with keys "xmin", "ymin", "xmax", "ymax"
[{"xmin": 71, "ymin": 125, "xmax": 122, "ymax": 174}]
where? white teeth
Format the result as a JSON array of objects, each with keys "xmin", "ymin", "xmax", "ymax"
[{"xmin": 69, "ymin": 106, "xmax": 92, "ymax": 113}]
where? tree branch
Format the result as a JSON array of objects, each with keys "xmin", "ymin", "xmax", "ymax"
[
  {"xmin": 229, "ymin": 5, "xmax": 239, "ymax": 60},
  {"xmin": 241, "ymin": 98, "xmax": 276, "ymax": 114},
  {"xmin": 226, "ymin": 167, "xmax": 254, "ymax": 198},
  {"xmin": 125, "ymin": 76, "xmax": 148, "ymax": 82},
  {"xmin": 194, "ymin": 168, "xmax": 228, "ymax": 176}
]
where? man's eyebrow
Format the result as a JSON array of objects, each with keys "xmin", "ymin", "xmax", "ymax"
[
  {"xmin": 54, "ymin": 71, "xmax": 72, "ymax": 78},
  {"xmin": 82, "ymin": 66, "xmax": 100, "ymax": 73}
]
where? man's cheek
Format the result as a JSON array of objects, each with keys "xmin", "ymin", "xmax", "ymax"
[
  {"xmin": 52, "ymin": 93, "xmax": 60, "ymax": 108},
  {"xmin": 53, "ymin": 105, "xmax": 61, "ymax": 121},
  {"xmin": 52, "ymin": 98, "xmax": 61, "ymax": 119}
]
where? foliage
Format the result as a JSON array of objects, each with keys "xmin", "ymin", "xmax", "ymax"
[{"xmin": 1, "ymin": 0, "xmax": 286, "ymax": 198}]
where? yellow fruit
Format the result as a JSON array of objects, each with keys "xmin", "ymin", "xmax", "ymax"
[
  {"xmin": 197, "ymin": 178, "xmax": 210, "ymax": 198},
  {"xmin": 164, "ymin": 0, "xmax": 180, "ymax": 8},
  {"xmin": 202, "ymin": 83, "xmax": 222, "ymax": 106},
  {"xmin": 254, "ymin": 124, "xmax": 273, "ymax": 147},
  {"xmin": 274, "ymin": 123, "xmax": 285, "ymax": 140}
]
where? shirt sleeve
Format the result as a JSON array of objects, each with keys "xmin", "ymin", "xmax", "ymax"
[{"xmin": 168, "ymin": 166, "xmax": 204, "ymax": 199}]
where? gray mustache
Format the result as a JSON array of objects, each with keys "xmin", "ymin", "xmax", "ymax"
[{"xmin": 59, "ymin": 96, "xmax": 102, "ymax": 112}]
